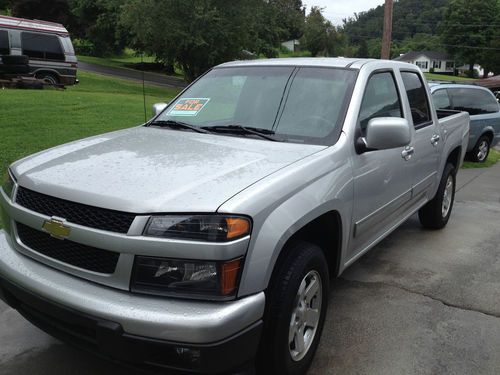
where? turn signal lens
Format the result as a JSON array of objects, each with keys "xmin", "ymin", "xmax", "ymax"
[
  {"xmin": 220, "ymin": 258, "xmax": 242, "ymax": 295},
  {"xmin": 226, "ymin": 218, "xmax": 251, "ymax": 240}
]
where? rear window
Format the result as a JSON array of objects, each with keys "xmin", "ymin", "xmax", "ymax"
[
  {"xmin": 432, "ymin": 89, "xmax": 452, "ymax": 110},
  {"xmin": 21, "ymin": 32, "xmax": 64, "ymax": 61},
  {"xmin": 448, "ymin": 88, "xmax": 499, "ymax": 115},
  {"xmin": 0, "ymin": 30, "xmax": 9, "ymax": 55},
  {"xmin": 401, "ymin": 72, "xmax": 432, "ymax": 128}
]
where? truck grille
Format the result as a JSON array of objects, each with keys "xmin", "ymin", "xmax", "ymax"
[
  {"xmin": 16, "ymin": 223, "xmax": 120, "ymax": 274},
  {"xmin": 15, "ymin": 187, "xmax": 136, "ymax": 234}
]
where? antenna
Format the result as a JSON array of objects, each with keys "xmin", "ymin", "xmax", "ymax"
[{"xmin": 141, "ymin": 52, "xmax": 147, "ymax": 122}]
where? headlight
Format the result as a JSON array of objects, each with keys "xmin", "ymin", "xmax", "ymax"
[
  {"xmin": 131, "ymin": 256, "xmax": 243, "ymax": 300},
  {"xmin": 144, "ymin": 215, "xmax": 251, "ymax": 242},
  {"xmin": 2, "ymin": 169, "xmax": 16, "ymax": 199}
]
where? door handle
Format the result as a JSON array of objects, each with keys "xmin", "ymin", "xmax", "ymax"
[
  {"xmin": 431, "ymin": 134, "xmax": 440, "ymax": 146},
  {"xmin": 401, "ymin": 146, "xmax": 414, "ymax": 161}
]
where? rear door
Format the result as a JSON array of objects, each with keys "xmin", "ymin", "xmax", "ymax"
[
  {"xmin": 400, "ymin": 71, "xmax": 440, "ymax": 200},
  {"xmin": 351, "ymin": 70, "xmax": 413, "ymax": 254}
]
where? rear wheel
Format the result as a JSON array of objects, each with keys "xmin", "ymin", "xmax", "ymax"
[
  {"xmin": 36, "ymin": 72, "xmax": 59, "ymax": 85},
  {"xmin": 418, "ymin": 163, "xmax": 456, "ymax": 229},
  {"xmin": 257, "ymin": 241, "xmax": 329, "ymax": 375},
  {"xmin": 469, "ymin": 135, "xmax": 491, "ymax": 163}
]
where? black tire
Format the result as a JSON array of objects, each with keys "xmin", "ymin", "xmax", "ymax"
[
  {"xmin": 0, "ymin": 64, "xmax": 30, "ymax": 74},
  {"xmin": 418, "ymin": 163, "xmax": 456, "ymax": 230},
  {"xmin": 36, "ymin": 72, "xmax": 59, "ymax": 85},
  {"xmin": 256, "ymin": 241, "xmax": 329, "ymax": 375},
  {"xmin": 1, "ymin": 54, "xmax": 29, "ymax": 65},
  {"xmin": 468, "ymin": 135, "xmax": 491, "ymax": 163}
]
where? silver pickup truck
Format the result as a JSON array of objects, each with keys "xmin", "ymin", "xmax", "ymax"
[{"xmin": 0, "ymin": 59, "xmax": 469, "ymax": 374}]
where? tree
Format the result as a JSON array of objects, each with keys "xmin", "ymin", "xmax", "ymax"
[
  {"xmin": 302, "ymin": 7, "xmax": 329, "ymax": 57},
  {"xmin": 70, "ymin": 0, "xmax": 128, "ymax": 56},
  {"xmin": 441, "ymin": 0, "xmax": 498, "ymax": 77},
  {"xmin": 269, "ymin": 0, "xmax": 305, "ymax": 41},
  {"xmin": 9, "ymin": 0, "xmax": 73, "ymax": 25},
  {"xmin": 356, "ymin": 40, "xmax": 369, "ymax": 58},
  {"xmin": 122, "ymin": 0, "xmax": 264, "ymax": 81}
]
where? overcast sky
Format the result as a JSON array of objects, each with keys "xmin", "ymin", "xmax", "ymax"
[{"xmin": 305, "ymin": 0, "xmax": 385, "ymax": 25}]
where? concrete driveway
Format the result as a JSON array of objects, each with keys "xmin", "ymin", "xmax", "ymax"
[{"xmin": 1, "ymin": 164, "xmax": 499, "ymax": 375}]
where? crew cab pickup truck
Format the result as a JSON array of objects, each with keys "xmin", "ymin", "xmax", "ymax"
[{"xmin": 0, "ymin": 59, "xmax": 469, "ymax": 374}]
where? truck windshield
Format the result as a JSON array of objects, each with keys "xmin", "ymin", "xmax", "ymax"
[{"xmin": 154, "ymin": 66, "xmax": 357, "ymax": 145}]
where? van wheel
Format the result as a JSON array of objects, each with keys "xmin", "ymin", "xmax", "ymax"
[
  {"xmin": 36, "ymin": 72, "xmax": 59, "ymax": 85},
  {"xmin": 418, "ymin": 163, "xmax": 456, "ymax": 230},
  {"xmin": 469, "ymin": 135, "xmax": 491, "ymax": 162},
  {"xmin": 257, "ymin": 241, "xmax": 329, "ymax": 375}
]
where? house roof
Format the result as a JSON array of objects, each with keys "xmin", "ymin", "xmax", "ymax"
[
  {"xmin": 0, "ymin": 15, "xmax": 68, "ymax": 35},
  {"xmin": 394, "ymin": 51, "xmax": 452, "ymax": 61}
]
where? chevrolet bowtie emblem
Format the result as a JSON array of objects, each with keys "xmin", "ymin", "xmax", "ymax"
[{"xmin": 42, "ymin": 218, "xmax": 71, "ymax": 240}]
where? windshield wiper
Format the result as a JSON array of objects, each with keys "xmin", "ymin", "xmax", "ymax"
[
  {"xmin": 149, "ymin": 120, "xmax": 210, "ymax": 134},
  {"xmin": 201, "ymin": 125, "xmax": 281, "ymax": 142}
]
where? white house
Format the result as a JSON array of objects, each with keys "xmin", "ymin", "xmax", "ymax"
[
  {"xmin": 394, "ymin": 51, "xmax": 455, "ymax": 73},
  {"xmin": 281, "ymin": 39, "xmax": 300, "ymax": 53}
]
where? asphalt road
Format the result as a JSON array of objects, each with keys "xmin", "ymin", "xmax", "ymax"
[
  {"xmin": 78, "ymin": 61, "xmax": 188, "ymax": 89},
  {"xmin": 1, "ymin": 163, "xmax": 499, "ymax": 375}
]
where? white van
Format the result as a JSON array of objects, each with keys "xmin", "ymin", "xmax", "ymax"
[{"xmin": 0, "ymin": 15, "xmax": 77, "ymax": 85}]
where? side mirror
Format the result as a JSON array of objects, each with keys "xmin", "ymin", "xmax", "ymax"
[
  {"xmin": 152, "ymin": 102, "xmax": 168, "ymax": 117},
  {"xmin": 358, "ymin": 117, "xmax": 411, "ymax": 152}
]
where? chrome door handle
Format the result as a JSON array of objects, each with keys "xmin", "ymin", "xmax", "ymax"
[
  {"xmin": 431, "ymin": 134, "xmax": 440, "ymax": 146},
  {"xmin": 401, "ymin": 146, "xmax": 415, "ymax": 161}
]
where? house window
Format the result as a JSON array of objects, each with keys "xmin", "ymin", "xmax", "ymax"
[
  {"xmin": 433, "ymin": 60, "xmax": 442, "ymax": 69},
  {"xmin": 415, "ymin": 61, "xmax": 428, "ymax": 70},
  {"xmin": 445, "ymin": 61, "xmax": 454, "ymax": 70}
]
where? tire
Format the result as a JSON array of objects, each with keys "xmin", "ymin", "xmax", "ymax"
[
  {"xmin": 36, "ymin": 72, "xmax": 59, "ymax": 85},
  {"xmin": 0, "ymin": 64, "xmax": 30, "ymax": 74},
  {"xmin": 1, "ymin": 54, "xmax": 29, "ymax": 65},
  {"xmin": 418, "ymin": 163, "xmax": 456, "ymax": 230},
  {"xmin": 469, "ymin": 135, "xmax": 491, "ymax": 163},
  {"xmin": 256, "ymin": 241, "xmax": 329, "ymax": 375}
]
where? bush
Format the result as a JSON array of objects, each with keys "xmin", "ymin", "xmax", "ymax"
[{"xmin": 73, "ymin": 39, "xmax": 95, "ymax": 56}]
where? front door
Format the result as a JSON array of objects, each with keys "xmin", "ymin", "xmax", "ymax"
[{"xmin": 350, "ymin": 71, "xmax": 413, "ymax": 258}]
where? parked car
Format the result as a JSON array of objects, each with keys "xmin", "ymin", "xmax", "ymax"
[
  {"xmin": 430, "ymin": 83, "xmax": 500, "ymax": 162},
  {"xmin": 0, "ymin": 15, "xmax": 77, "ymax": 85},
  {"xmin": 0, "ymin": 59, "xmax": 469, "ymax": 374}
]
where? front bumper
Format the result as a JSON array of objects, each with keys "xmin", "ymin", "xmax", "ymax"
[{"xmin": 0, "ymin": 231, "xmax": 265, "ymax": 373}]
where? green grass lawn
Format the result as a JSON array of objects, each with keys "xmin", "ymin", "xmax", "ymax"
[
  {"xmin": 0, "ymin": 70, "xmax": 180, "ymax": 187},
  {"xmin": 424, "ymin": 73, "xmax": 474, "ymax": 82},
  {"xmin": 462, "ymin": 148, "xmax": 500, "ymax": 168}
]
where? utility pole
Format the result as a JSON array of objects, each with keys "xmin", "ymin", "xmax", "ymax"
[{"xmin": 381, "ymin": 0, "xmax": 393, "ymax": 59}]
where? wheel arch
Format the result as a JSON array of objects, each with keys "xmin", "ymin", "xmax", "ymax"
[{"xmin": 446, "ymin": 145, "xmax": 462, "ymax": 171}]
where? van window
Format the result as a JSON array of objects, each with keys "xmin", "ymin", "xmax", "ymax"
[
  {"xmin": 21, "ymin": 32, "xmax": 64, "ymax": 61},
  {"xmin": 358, "ymin": 71, "xmax": 402, "ymax": 133},
  {"xmin": 449, "ymin": 88, "xmax": 499, "ymax": 115},
  {"xmin": 0, "ymin": 30, "xmax": 9, "ymax": 55},
  {"xmin": 401, "ymin": 72, "xmax": 431, "ymax": 128}
]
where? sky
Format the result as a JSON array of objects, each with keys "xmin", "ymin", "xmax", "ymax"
[{"xmin": 305, "ymin": 0, "xmax": 386, "ymax": 25}]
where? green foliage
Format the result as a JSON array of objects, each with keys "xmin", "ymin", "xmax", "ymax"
[
  {"xmin": 441, "ymin": 0, "xmax": 500, "ymax": 76},
  {"xmin": 302, "ymin": 7, "xmax": 329, "ymax": 57},
  {"xmin": 9, "ymin": 0, "xmax": 74, "ymax": 25},
  {"xmin": 69, "ymin": 0, "xmax": 128, "ymax": 56}
]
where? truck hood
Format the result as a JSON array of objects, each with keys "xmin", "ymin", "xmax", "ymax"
[{"xmin": 12, "ymin": 127, "xmax": 325, "ymax": 213}]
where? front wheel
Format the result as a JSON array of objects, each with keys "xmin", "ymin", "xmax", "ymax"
[
  {"xmin": 469, "ymin": 135, "xmax": 491, "ymax": 163},
  {"xmin": 257, "ymin": 242, "xmax": 329, "ymax": 375},
  {"xmin": 418, "ymin": 163, "xmax": 456, "ymax": 229}
]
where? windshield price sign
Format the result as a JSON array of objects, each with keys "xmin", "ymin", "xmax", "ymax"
[{"xmin": 168, "ymin": 98, "xmax": 210, "ymax": 116}]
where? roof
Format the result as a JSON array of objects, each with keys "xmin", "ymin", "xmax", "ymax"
[
  {"xmin": 474, "ymin": 75, "xmax": 500, "ymax": 89},
  {"xmin": 394, "ymin": 51, "xmax": 452, "ymax": 61},
  {"xmin": 0, "ymin": 15, "xmax": 68, "ymax": 35},
  {"xmin": 428, "ymin": 83, "xmax": 485, "ymax": 91},
  {"xmin": 218, "ymin": 57, "xmax": 380, "ymax": 69}
]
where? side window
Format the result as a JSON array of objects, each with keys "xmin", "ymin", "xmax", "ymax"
[
  {"xmin": 401, "ymin": 72, "xmax": 431, "ymax": 128},
  {"xmin": 21, "ymin": 32, "xmax": 64, "ymax": 61},
  {"xmin": 0, "ymin": 30, "xmax": 9, "ymax": 55},
  {"xmin": 449, "ymin": 88, "xmax": 499, "ymax": 115},
  {"xmin": 432, "ymin": 89, "xmax": 451, "ymax": 110},
  {"xmin": 359, "ymin": 72, "xmax": 402, "ymax": 133}
]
